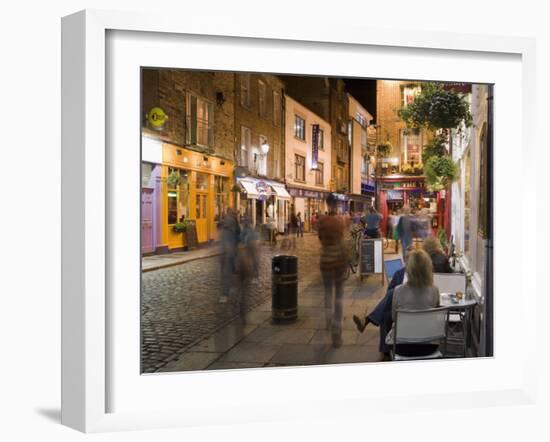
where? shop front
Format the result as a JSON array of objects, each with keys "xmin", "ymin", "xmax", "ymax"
[
  {"xmin": 287, "ymin": 187, "xmax": 327, "ymax": 232},
  {"xmin": 377, "ymin": 175, "xmax": 444, "ymax": 235},
  {"xmin": 162, "ymin": 143, "xmax": 233, "ymax": 251},
  {"xmin": 237, "ymin": 177, "xmax": 290, "ymax": 234}
]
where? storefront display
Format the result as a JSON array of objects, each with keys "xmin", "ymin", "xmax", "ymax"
[
  {"xmin": 161, "ymin": 143, "xmax": 233, "ymax": 250},
  {"xmin": 237, "ymin": 177, "xmax": 290, "ymax": 233}
]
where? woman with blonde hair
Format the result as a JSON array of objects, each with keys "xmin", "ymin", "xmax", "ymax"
[
  {"xmin": 422, "ymin": 235, "xmax": 452, "ymax": 273},
  {"xmin": 389, "ymin": 249, "xmax": 441, "ymax": 357}
]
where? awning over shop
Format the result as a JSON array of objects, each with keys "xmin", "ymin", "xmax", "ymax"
[
  {"xmin": 239, "ymin": 180, "xmax": 260, "ymax": 199},
  {"xmin": 271, "ymin": 184, "xmax": 291, "ymax": 199}
]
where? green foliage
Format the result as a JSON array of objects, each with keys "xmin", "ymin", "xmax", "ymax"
[
  {"xmin": 422, "ymin": 133, "xmax": 448, "ymax": 164},
  {"xmin": 401, "ymin": 164, "xmax": 423, "ymax": 175},
  {"xmin": 166, "ymin": 170, "xmax": 181, "ymax": 187},
  {"xmin": 376, "ymin": 142, "xmax": 392, "ymax": 158},
  {"xmin": 424, "ymin": 155, "xmax": 459, "ymax": 191},
  {"xmin": 438, "ymin": 228, "xmax": 448, "ymax": 251},
  {"xmin": 397, "ymin": 83, "xmax": 473, "ymax": 131},
  {"xmin": 173, "ymin": 221, "xmax": 188, "ymax": 233}
]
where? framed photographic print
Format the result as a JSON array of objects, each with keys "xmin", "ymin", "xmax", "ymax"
[{"xmin": 62, "ymin": 9, "xmax": 537, "ymax": 433}]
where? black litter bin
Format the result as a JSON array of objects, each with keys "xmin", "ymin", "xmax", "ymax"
[{"xmin": 272, "ymin": 255, "xmax": 298, "ymax": 322}]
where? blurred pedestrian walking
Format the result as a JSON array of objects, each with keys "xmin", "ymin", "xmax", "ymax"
[
  {"xmin": 218, "ymin": 208, "xmax": 240, "ymax": 303},
  {"xmin": 317, "ymin": 193, "xmax": 348, "ymax": 348}
]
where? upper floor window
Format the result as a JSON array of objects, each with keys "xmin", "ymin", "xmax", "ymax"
[
  {"xmin": 318, "ymin": 129, "xmax": 325, "ymax": 150},
  {"xmin": 403, "ymin": 85, "xmax": 421, "ymax": 107},
  {"xmin": 185, "ymin": 93, "xmax": 214, "ymax": 147},
  {"xmin": 240, "ymin": 126, "xmax": 251, "ymax": 168},
  {"xmin": 273, "ymin": 91, "xmax": 281, "ymax": 126},
  {"xmin": 402, "ymin": 130, "xmax": 422, "ymax": 165},
  {"xmin": 240, "ymin": 74, "xmax": 251, "ymax": 107},
  {"xmin": 294, "ymin": 115, "xmax": 305, "ymax": 141},
  {"xmin": 258, "ymin": 80, "xmax": 267, "ymax": 118},
  {"xmin": 295, "ymin": 154, "xmax": 306, "ymax": 182},
  {"xmin": 315, "ymin": 161, "xmax": 324, "ymax": 185}
]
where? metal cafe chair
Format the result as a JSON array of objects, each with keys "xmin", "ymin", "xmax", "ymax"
[
  {"xmin": 434, "ymin": 272, "xmax": 468, "ymax": 355},
  {"xmin": 390, "ymin": 307, "xmax": 449, "ymax": 361}
]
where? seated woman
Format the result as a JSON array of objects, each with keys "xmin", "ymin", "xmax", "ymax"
[
  {"xmin": 389, "ymin": 249, "xmax": 441, "ymax": 357},
  {"xmin": 422, "ymin": 235, "xmax": 453, "ymax": 273},
  {"xmin": 352, "ymin": 245, "xmax": 414, "ymax": 358}
]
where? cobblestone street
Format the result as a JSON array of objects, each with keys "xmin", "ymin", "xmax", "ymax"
[{"xmin": 141, "ymin": 234, "xmax": 349, "ymax": 373}]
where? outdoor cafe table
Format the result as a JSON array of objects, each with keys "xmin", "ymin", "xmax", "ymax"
[{"xmin": 439, "ymin": 293, "xmax": 478, "ymax": 357}]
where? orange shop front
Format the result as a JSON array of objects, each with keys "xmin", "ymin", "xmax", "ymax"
[{"xmin": 161, "ymin": 143, "xmax": 234, "ymax": 251}]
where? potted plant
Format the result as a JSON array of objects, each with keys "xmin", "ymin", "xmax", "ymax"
[{"xmin": 172, "ymin": 220, "xmax": 188, "ymax": 248}]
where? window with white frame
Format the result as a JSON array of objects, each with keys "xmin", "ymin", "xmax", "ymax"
[
  {"xmin": 273, "ymin": 91, "xmax": 281, "ymax": 126},
  {"xmin": 258, "ymin": 80, "xmax": 267, "ymax": 118},
  {"xmin": 402, "ymin": 130, "xmax": 422, "ymax": 165},
  {"xmin": 319, "ymin": 129, "xmax": 324, "ymax": 150},
  {"xmin": 258, "ymin": 135, "xmax": 268, "ymax": 176},
  {"xmin": 240, "ymin": 74, "xmax": 251, "ymax": 107},
  {"xmin": 185, "ymin": 93, "xmax": 214, "ymax": 147},
  {"xmin": 403, "ymin": 85, "xmax": 421, "ymax": 106},
  {"xmin": 294, "ymin": 115, "xmax": 305, "ymax": 141},
  {"xmin": 240, "ymin": 126, "xmax": 251, "ymax": 168}
]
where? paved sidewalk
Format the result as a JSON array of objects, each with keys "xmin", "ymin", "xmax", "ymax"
[
  {"xmin": 156, "ymin": 260, "xmax": 393, "ymax": 373},
  {"xmin": 142, "ymin": 244, "xmax": 222, "ymax": 272}
]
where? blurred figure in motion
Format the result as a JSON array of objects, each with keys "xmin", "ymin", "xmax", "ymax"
[
  {"xmin": 296, "ymin": 212, "xmax": 304, "ymax": 238},
  {"xmin": 363, "ymin": 206, "xmax": 382, "ymax": 239},
  {"xmin": 396, "ymin": 206, "xmax": 414, "ymax": 261},
  {"xmin": 218, "ymin": 208, "xmax": 240, "ymax": 303},
  {"xmin": 236, "ymin": 216, "xmax": 260, "ymax": 323},
  {"xmin": 416, "ymin": 208, "xmax": 432, "ymax": 239},
  {"xmin": 317, "ymin": 193, "xmax": 348, "ymax": 348}
]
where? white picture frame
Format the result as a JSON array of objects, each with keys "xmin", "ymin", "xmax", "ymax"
[{"xmin": 61, "ymin": 9, "xmax": 537, "ymax": 433}]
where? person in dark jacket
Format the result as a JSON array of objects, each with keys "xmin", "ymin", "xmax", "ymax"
[{"xmin": 422, "ymin": 236, "xmax": 453, "ymax": 273}]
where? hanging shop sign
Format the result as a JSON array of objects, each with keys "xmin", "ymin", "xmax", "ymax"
[
  {"xmin": 146, "ymin": 106, "xmax": 168, "ymax": 130},
  {"xmin": 288, "ymin": 188, "xmax": 324, "ymax": 199},
  {"xmin": 311, "ymin": 124, "xmax": 320, "ymax": 170},
  {"xmin": 386, "ymin": 190, "xmax": 404, "ymax": 200}
]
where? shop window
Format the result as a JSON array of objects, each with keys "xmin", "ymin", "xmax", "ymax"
[
  {"xmin": 167, "ymin": 167, "xmax": 189, "ymax": 224},
  {"xmin": 214, "ymin": 176, "xmax": 228, "ymax": 223},
  {"xmin": 185, "ymin": 93, "xmax": 214, "ymax": 148},
  {"xmin": 294, "ymin": 115, "xmax": 305, "ymax": 141},
  {"xmin": 258, "ymin": 80, "xmax": 267, "ymax": 118},
  {"xmin": 240, "ymin": 74, "xmax": 251, "ymax": 107},
  {"xmin": 464, "ymin": 151, "xmax": 471, "ymax": 257},
  {"xmin": 315, "ymin": 161, "xmax": 324, "ymax": 185},
  {"xmin": 295, "ymin": 154, "xmax": 306, "ymax": 182},
  {"xmin": 478, "ymin": 124, "xmax": 488, "ymax": 238},
  {"xmin": 196, "ymin": 172, "xmax": 208, "ymax": 191}
]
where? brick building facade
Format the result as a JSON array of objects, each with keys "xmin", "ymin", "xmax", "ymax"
[{"xmin": 280, "ymin": 76, "xmax": 351, "ymax": 206}]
